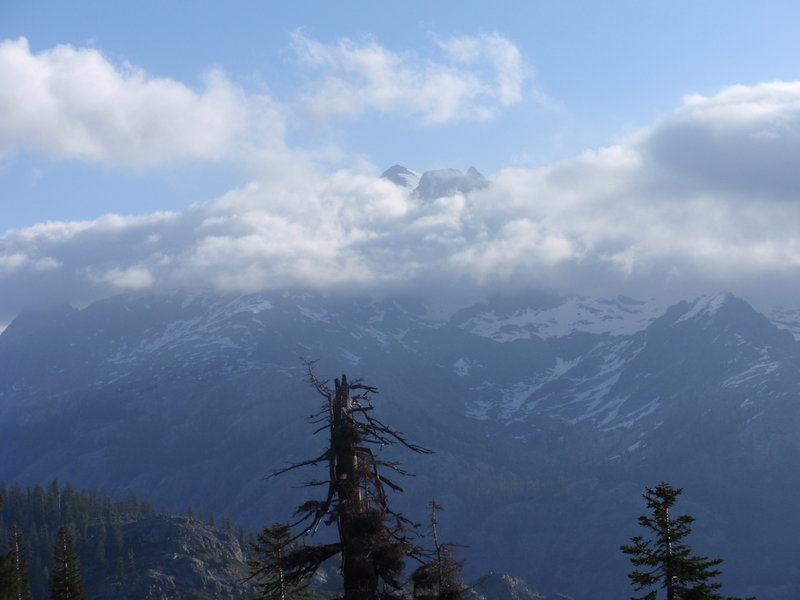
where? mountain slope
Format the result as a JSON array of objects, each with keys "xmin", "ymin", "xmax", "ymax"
[{"xmin": 0, "ymin": 290, "xmax": 796, "ymax": 599}]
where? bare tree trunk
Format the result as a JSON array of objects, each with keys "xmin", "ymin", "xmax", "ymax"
[
  {"xmin": 277, "ymin": 545, "xmax": 286, "ymax": 600},
  {"xmin": 665, "ymin": 506, "xmax": 674, "ymax": 600},
  {"xmin": 431, "ymin": 503, "xmax": 443, "ymax": 596},
  {"xmin": 333, "ymin": 375, "xmax": 377, "ymax": 600},
  {"xmin": 270, "ymin": 366, "xmax": 431, "ymax": 600}
]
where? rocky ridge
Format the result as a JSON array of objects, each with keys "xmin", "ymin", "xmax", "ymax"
[{"xmin": 381, "ymin": 164, "xmax": 489, "ymax": 199}]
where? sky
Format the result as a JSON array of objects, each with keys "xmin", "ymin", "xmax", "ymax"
[{"xmin": 2, "ymin": 1, "xmax": 800, "ymax": 323}]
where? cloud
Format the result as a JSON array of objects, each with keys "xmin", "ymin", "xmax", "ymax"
[
  {"xmin": 0, "ymin": 32, "xmax": 530, "ymax": 169},
  {"xmin": 290, "ymin": 31, "xmax": 530, "ymax": 123},
  {"xmin": 436, "ymin": 33, "xmax": 525, "ymax": 106},
  {"xmin": 0, "ymin": 37, "xmax": 281, "ymax": 165},
  {"xmin": 4, "ymin": 80, "xmax": 800, "ymax": 321},
  {"xmin": 90, "ymin": 266, "xmax": 155, "ymax": 290},
  {"xmin": 644, "ymin": 81, "xmax": 800, "ymax": 198}
]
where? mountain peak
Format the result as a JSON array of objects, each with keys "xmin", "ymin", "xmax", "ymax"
[
  {"xmin": 1, "ymin": 304, "xmax": 77, "ymax": 341},
  {"xmin": 654, "ymin": 291, "xmax": 795, "ymax": 350},
  {"xmin": 381, "ymin": 165, "xmax": 489, "ymax": 199},
  {"xmin": 380, "ymin": 164, "xmax": 420, "ymax": 188},
  {"xmin": 415, "ymin": 167, "xmax": 488, "ymax": 200},
  {"xmin": 470, "ymin": 572, "xmax": 573, "ymax": 600},
  {"xmin": 674, "ymin": 292, "xmax": 735, "ymax": 325}
]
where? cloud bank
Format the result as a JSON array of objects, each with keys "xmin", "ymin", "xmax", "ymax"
[
  {"xmin": 2, "ymin": 33, "xmax": 800, "ymax": 321},
  {"xmin": 0, "ymin": 38, "xmax": 282, "ymax": 165},
  {"xmin": 4, "ymin": 79, "xmax": 800, "ymax": 320}
]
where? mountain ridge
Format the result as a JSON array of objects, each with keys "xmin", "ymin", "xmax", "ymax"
[
  {"xmin": 1, "ymin": 288, "xmax": 795, "ymax": 599},
  {"xmin": 381, "ymin": 164, "xmax": 489, "ymax": 199}
]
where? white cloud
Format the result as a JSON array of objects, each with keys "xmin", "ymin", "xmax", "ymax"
[
  {"xmin": 4, "ymin": 80, "xmax": 800, "ymax": 320},
  {"xmin": 0, "ymin": 32, "xmax": 531, "ymax": 170},
  {"xmin": 290, "ymin": 31, "xmax": 530, "ymax": 123},
  {"xmin": 436, "ymin": 33, "xmax": 526, "ymax": 106},
  {"xmin": 0, "ymin": 37, "xmax": 281, "ymax": 165},
  {"xmin": 92, "ymin": 266, "xmax": 154, "ymax": 290}
]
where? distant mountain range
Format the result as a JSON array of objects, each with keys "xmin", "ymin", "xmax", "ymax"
[{"xmin": 1, "ymin": 288, "xmax": 797, "ymax": 599}]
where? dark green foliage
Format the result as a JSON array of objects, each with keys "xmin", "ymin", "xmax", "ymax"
[
  {"xmin": 49, "ymin": 525, "xmax": 85, "ymax": 600},
  {"xmin": 248, "ymin": 522, "xmax": 312, "ymax": 600},
  {"xmin": 0, "ymin": 494, "xmax": 12, "ymax": 599},
  {"xmin": 6, "ymin": 524, "xmax": 33, "ymax": 600},
  {"xmin": 0, "ymin": 481, "xmax": 155, "ymax": 598},
  {"xmin": 0, "ymin": 553, "xmax": 14, "ymax": 600},
  {"xmin": 621, "ymin": 482, "xmax": 754, "ymax": 600},
  {"xmin": 2, "ymin": 481, "xmax": 256, "ymax": 597},
  {"xmin": 0, "ymin": 495, "xmax": 33, "ymax": 600}
]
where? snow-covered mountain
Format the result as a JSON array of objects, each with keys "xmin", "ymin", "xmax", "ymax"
[
  {"xmin": 455, "ymin": 292, "xmax": 800, "ymax": 440},
  {"xmin": 381, "ymin": 164, "xmax": 489, "ymax": 199},
  {"xmin": 0, "ymin": 289, "xmax": 795, "ymax": 599},
  {"xmin": 456, "ymin": 294, "xmax": 665, "ymax": 341},
  {"xmin": 381, "ymin": 164, "xmax": 421, "ymax": 189}
]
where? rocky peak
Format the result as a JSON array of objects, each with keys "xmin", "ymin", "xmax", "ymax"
[
  {"xmin": 0, "ymin": 304, "xmax": 76, "ymax": 341},
  {"xmin": 654, "ymin": 291, "xmax": 795, "ymax": 349},
  {"xmin": 469, "ymin": 572, "xmax": 575, "ymax": 600},
  {"xmin": 381, "ymin": 164, "xmax": 421, "ymax": 188},
  {"xmin": 381, "ymin": 164, "xmax": 489, "ymax": 199},
  {"xmin": 86, "ymin": 515, "xmax": 252, "ymax": 599},
  {"xmin": 415, "ymin": 166, "xmax": 488, "ymax": 200}
]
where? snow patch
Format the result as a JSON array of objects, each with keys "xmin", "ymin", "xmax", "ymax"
[
  {"xmin": 551, "ymin": 356, "xmax": 580, "ymax": 378},
  {"xmin": 461, "ymin": 296, "xmax": 664, "ymax": 342},
  {"xmin": 767, "ymin": 305, "xmax": 800, "ymax": 340},
  {"xmin": 675, "ymin": 293, "xmax": 728, "ymax": 325},
  {"xmin": 341, "ymin": 349, "xmax": 361, "ymax": 365},
  {"xmin": 722, "ymin": 347, "xmax": 779, "ymax": 388},
  {"xmin": 453, "ymin": 358, "xmax": 476, "ymax": 376},
  {"xmin": 298, "ymin": 306, "xmax": 329, "ymax": 322}
]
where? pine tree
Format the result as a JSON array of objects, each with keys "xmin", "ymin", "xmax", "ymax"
[
  {"xmin": 0, "ymin": 550, "xmax": 13, "ymax": 600},
  {"xmin": 248, "ymin": 523, "xmax": 311, "ymax": 600},
  {"xmin": 49, "ymin": 525, "xmax": 86, "ymax": 600},
  {"xmin": 265, "ymin": 367, "xmax": 432, "ymax": 600},
  {"xmin": 0, "ymin": 495, "xmax": 26, "ymax": 600},
  {"xmin": 94, "ymin": 523, "xmax": 106, "ymax": 565},
  {"xmin": 5, "ymin": 524, "xmax": 33, "ymax": 600},
  {"xmin": 621, "ymin": 482, "xmax": 754, "ymax": 600}
]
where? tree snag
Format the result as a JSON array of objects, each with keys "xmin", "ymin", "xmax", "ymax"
[{"xmin": 264, "ymin": 365, "xmax": 432, "ymax": 600}]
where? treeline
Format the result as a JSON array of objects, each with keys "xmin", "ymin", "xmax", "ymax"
[
  {"xmin": 0, "ymin": 481, "xmax": 252, "ymax": 599},
  {"xmin": 0, "ymin": 481, "xmax": 156, "ymax": 598}
]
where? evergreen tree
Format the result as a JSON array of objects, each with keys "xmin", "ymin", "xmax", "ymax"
[
  {"xmin": 94, "ymin": 523, "xmax": 106, "ymax": 566},
  {"xmin": 266, "ymin": 367, "xmax": 432, "ymax": 600},
  {"xmin": 5, "ymin": 524, "xmax": 33, "ymax": 600},
  {"xmin": 0, "ymin": 494, "xmax": 21, "ymax": 600},
  {"xmin": 49, "ymin": 525, "xmax": 86, "ymax": 600},
  {"xmin": 621, "ymin": 482, "xmax": 754, "ymax": 600},
  {"xmin": 0, "ymin": 545, "xmax": 15, "ymax": 600},
  {"xmin": 248, "ymin": 523, "xmax": 311, "ymax": 600}
]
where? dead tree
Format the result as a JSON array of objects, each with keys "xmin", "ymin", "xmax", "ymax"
[
  {"xmin": 411, "ymin": 501, "xmax": 467, "ymax": 600},
  {"xmin": 265, "ymin": 365, "xmax": 432, "ymax": 600}
]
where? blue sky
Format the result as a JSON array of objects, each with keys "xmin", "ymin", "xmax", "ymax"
[{"xmin": 2, "ymin": 1, "xmax": 800, "ymax": 320}]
